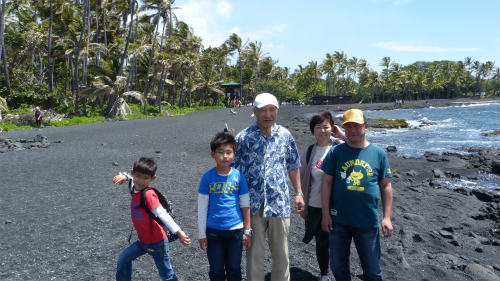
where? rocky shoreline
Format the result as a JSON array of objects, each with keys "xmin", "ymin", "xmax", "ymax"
[
  {"xmin": 0, "ymin": 99, "xmax": 499, "ymax": 280},
  {"xmin": 279, "ymin": 104, "xmax": 500, "ymax": 281}
]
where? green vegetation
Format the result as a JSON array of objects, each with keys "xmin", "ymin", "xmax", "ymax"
[
  {"xmin": 0, "ymin": 103, "xmax": 224, "ymax": 131},
  {"xmin": 0, "ymin": 0, "xmax": 497, "ymax": 123},
  {"xmin": 0, "ymin": 122, "xmax": 32, "ymax": 131},
  {"xmin": 47, "ymin": 116, "xmax": 106, "ymax": 127}
]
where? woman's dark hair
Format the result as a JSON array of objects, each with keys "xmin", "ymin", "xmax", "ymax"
[
  {"xmin": 309, "ymin": 111, "xmax": 335, "ymax": 134},
  {"xmin": 133, "ymin": 157, "xmax": 157, "ymax": 176},
  {"xmin": 210, "ymin": 132, "xmax": 237, "ymax": 152}
]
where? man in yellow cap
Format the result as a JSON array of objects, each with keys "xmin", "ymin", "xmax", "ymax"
[{"xmin": 319, "ymin": 109, "xmax": 393, "ymax": 281}]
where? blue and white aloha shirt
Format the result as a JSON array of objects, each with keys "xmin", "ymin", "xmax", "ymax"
[{"xmin": 233, "ymin": 123, "xmax": 301, "ymax": 218}]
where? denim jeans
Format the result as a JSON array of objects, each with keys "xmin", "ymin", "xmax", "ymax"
[
  {"xmin": 329, "ymin": 222, "xmax": 382, "ymax": 281},
  {"xmin": 206, "ymin": 227, "xmax": 244, "ymax": 281},
  {"xmin": 116, "ymin": 238, "xmax": 178, "ymax": 281}
]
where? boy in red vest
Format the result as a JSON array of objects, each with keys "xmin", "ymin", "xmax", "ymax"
[{"xmin": 113, "ymin": 157, "xmax": 190, "ymax": 281}]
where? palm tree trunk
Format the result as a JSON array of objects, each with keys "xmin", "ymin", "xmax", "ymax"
[
  {"xmin": 117, "ymin": 0, "xmax": 134, "ymax": 77},
  {"xmin": 2, "ymin": 46, "xmax": 10, "ymax": 93},
  {"xmin": 102, "ymin": 0, "xmax": 107, "ymax": 46},
  {"xmin": 47, "ymin": 0, "xmax": 53, "ymax": 93},
  {"xmin": 177, "ymin": 74, "xmax": 185, "ymax": 107},
  {"xmin": 156, "ymin": 69, "xmax": 167, "ymax": 113},
  {"xmin": 73, "ymin": 0, "xmax": 89, "ymax": 114},
  {"xmin": 143, "ymin": 11, "xmax": 160, "ymax": 113},
  {"xmin": 0, "ymin": 0, "xmax": 10, "ymax": 94}
]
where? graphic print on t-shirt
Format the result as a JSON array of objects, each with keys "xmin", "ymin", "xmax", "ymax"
[
  {"xmin": 340, "ymin": 159, "xmax": 375, "ymax": 192},
  {"xmin": 209, "ymin": 177, "xmax": 239, "ymax": 194}
]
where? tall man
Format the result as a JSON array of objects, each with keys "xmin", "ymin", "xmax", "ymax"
[
  {"xmin": 233, "ymin": 93, "xmax": 304, "ymax": 281},
  {"xmin": 320, "ymin": 109, "xmax": 393, "ymax": 281}
]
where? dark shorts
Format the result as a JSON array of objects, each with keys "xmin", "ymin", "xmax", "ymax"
[{"xmin": 302, "ymin": 206, "xmax": 329, "ymax": 247}]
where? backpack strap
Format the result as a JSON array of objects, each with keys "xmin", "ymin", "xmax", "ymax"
[{"xmin": 306, "ymin": 144, "xmax": 314, "ymax": 164}]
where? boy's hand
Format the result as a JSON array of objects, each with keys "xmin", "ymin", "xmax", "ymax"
[
  {"xmin": 177, "ymin": 230, "xmax": 191, "ymax": 246},
  {"xmin": 242, "ymin": 234, "xmax": 252, "ymax": 249},
  {"xmin": 113, "ymin": 174, "xmax": 128, "ymax": 185},
  {"xmin": 199, "ymin": 238, "xmax": 208, "ymax": 251}
]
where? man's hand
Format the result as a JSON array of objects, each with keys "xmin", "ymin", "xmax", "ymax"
[
  {"xmin": 381, "ymin": 217, "xmax": 393, "ymax": 238},
  {"xmin": 295, "ymin": 195, "xmax": 305, "ymax": 214},
  {"xmin": 242, "ymin": 234, "xmax": 252, "ymax": 249},
  {"xmin": 321, "ymin": 215, "xmax": 333, "ymax": 233},
  {"xmin": 113, "ymin": 174, "xmax": 128, "ymax": 185},
  {"xmin": 300, "ymin": 212, "xmax": 309, "ymax": 220},
  {"xmin": 177, "ymin": 230, "xmax": 191, "ymax": 246},
  {"xmin": 332, "ymin": 125, "xmax": 345, "ymax": 139},
  {"xmin": 199, "ymin": 238, "xmax": 207, "ymax": 250}
]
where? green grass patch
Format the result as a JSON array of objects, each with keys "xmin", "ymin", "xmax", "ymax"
[
  {"xmin": 0, "ymin": 122, "xmax": 33, "ymax": 131},
  {"xmin": 47, "ymin": 116, "xmax": 106, "ymax": 127},
  {"xmin": 1, "ymin": 104, "xmax": 225, "ymax": 131}
]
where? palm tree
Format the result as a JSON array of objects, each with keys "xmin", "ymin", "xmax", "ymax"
[
  {"xmin": 0, "ymin": 0, "xmax": 11, "ymax": 94},
  {"xmin": 225, "ymin": 33, "xmax": 247, "ymax": 100},
  {"xmin": 246, "ymin": 41, "xmax": 268, "ymax": 95}
]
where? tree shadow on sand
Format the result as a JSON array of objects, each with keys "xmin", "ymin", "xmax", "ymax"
[{"xmin": 264, "ymin": 267, "xmax": 317, "ymax": 281}]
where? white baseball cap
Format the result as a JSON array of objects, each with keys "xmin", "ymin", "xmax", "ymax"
[{"xmin": 253, "ymin": 93, "xmax": 279, "ymax": 109}]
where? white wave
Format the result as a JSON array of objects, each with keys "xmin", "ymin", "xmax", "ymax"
[
  {"xmin": 430, "ymin": 102, "xmax": 499, "ymax": 109},
  {"xmin": 406, "ymin": 120, "xmax": 423, "ymax": 128},
  {"xmin": 430, "ymin": 140, "xmax": 492, "ymax": 144},
  {"xmin": 459, "ymin": 128, "xmax": 482, "ymax": 133}
]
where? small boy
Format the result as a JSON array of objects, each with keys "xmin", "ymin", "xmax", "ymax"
[
  {"xmin": 198, "ymin": 132, "xmax": 252, "ymax": 281},
  {"xmin": 113, "ymin": 157, "xmax": 190, "ymax": 281}
]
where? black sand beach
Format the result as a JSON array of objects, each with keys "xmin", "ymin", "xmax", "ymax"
[{"xmin": 1, "ymin": 98, "xmax": 499, "ymax": 280}]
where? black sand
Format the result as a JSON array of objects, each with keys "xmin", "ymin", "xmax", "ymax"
[{"xmin": 1, "ymin": 99, "xmax": 499, "ymax": 280}]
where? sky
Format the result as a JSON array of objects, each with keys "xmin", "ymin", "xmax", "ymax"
[{"xmin": 175, "ymin": 0, "xmax": 500, "ymax": 74}]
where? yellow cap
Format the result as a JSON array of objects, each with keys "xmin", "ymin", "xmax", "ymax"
[{"xmin": 342, "ymin": 109, "xmax": 366, "ymax": 126}]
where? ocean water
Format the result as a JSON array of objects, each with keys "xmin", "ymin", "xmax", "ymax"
[{"xmin": 329, "ymin": 101, "xmax": 500, "ymax": 193}]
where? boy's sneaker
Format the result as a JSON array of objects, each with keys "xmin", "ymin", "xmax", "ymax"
[{"xmin": 320, "ymin": 275, "xmax": 330, "ymax": 281}]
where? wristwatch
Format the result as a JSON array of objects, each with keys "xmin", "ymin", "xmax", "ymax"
[
  {"xmin": 243, "ymin": 229, "xmax": 253, "ymax": 237},
  {"xmin": 296, "ymin": 193, "xmax": 304, "ymax": 197}
]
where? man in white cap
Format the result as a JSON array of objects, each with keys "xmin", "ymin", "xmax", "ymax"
[
  {"xmin": 233, "ymin": 93, "xmax": 304, "ymax": 281},
  {"xmin": 320, "ymin": 109, "xmax": 393, "ymax": 281}
]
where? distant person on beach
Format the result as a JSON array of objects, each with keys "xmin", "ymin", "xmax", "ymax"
[
  {"xmin": 34, "ymin": 107, "xmax": 44, "ymax": 128},
  {"xmin": 233, "ymin": 92, "xmax": 304, "ymax": 281},
  {"xmin": 320, "ymin": 109, "xmax": 393, "ymax": 281},
  {"xmin": 112, "ymin": 157, "xmax": 191, "ymax": 281},
  {"xmin": 299, "ymin": 111, "xmax": 346, "ymax": 281},
  {"xmin": 197, "ymin": 132, "xmax": 252, "ymax": 281}
]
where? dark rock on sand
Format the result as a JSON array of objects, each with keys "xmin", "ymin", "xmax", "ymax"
[
  {"xmin": 0, "ymin": 134, "xmax": 51, "ymax": 152},
  {"xmin": 386, "ymin": 145, "xmax": 397, "ymax": 152},
  {"xmin": 464, "ymin": 263, "xmax": 500, "ymax": 281},
  {"xmin": 492, "ymin": 161, "xmax": 500, "ymax": 175}
]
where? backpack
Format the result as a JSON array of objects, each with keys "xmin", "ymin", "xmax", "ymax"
[{"xmin": 128, "ymin": 180, "xmax": 179, "ymax": 243}]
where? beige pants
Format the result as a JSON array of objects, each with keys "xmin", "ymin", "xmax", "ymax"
[{"xmin": 246, "ymin": 205, "xmax": 290, "ymax": 281}]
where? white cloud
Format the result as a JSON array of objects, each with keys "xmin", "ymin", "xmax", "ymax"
[
  {"xmin": 176, "ymin": 0, "xmax": 232, "ymax": 47},
  {"xmin": 177, "ymin": 0, "xmax": 287, "ymax": 49},
  {"xmin": 239, "ymin": 24, "xmax": 288, "ymax": 42},
  {"xmin": 373, "ymin": 41, "xmax": 479, "ymax": 53}
]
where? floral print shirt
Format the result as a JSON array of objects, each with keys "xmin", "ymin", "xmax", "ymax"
[{"xmin": 233, "ymin": 123, "xmax": 301, "ymax": 217}]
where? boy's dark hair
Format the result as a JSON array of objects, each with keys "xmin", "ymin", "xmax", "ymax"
[
  {"xmin": 210, "ymin": 132, "xmax": 236, "ymax": 152},
  {"xmin": 133, "ymin": 157, "xmax": 157, "ymax": 176},
  {"xmin": 309, "ymin": 111, "xmax": 335, "ymax": 134}
]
